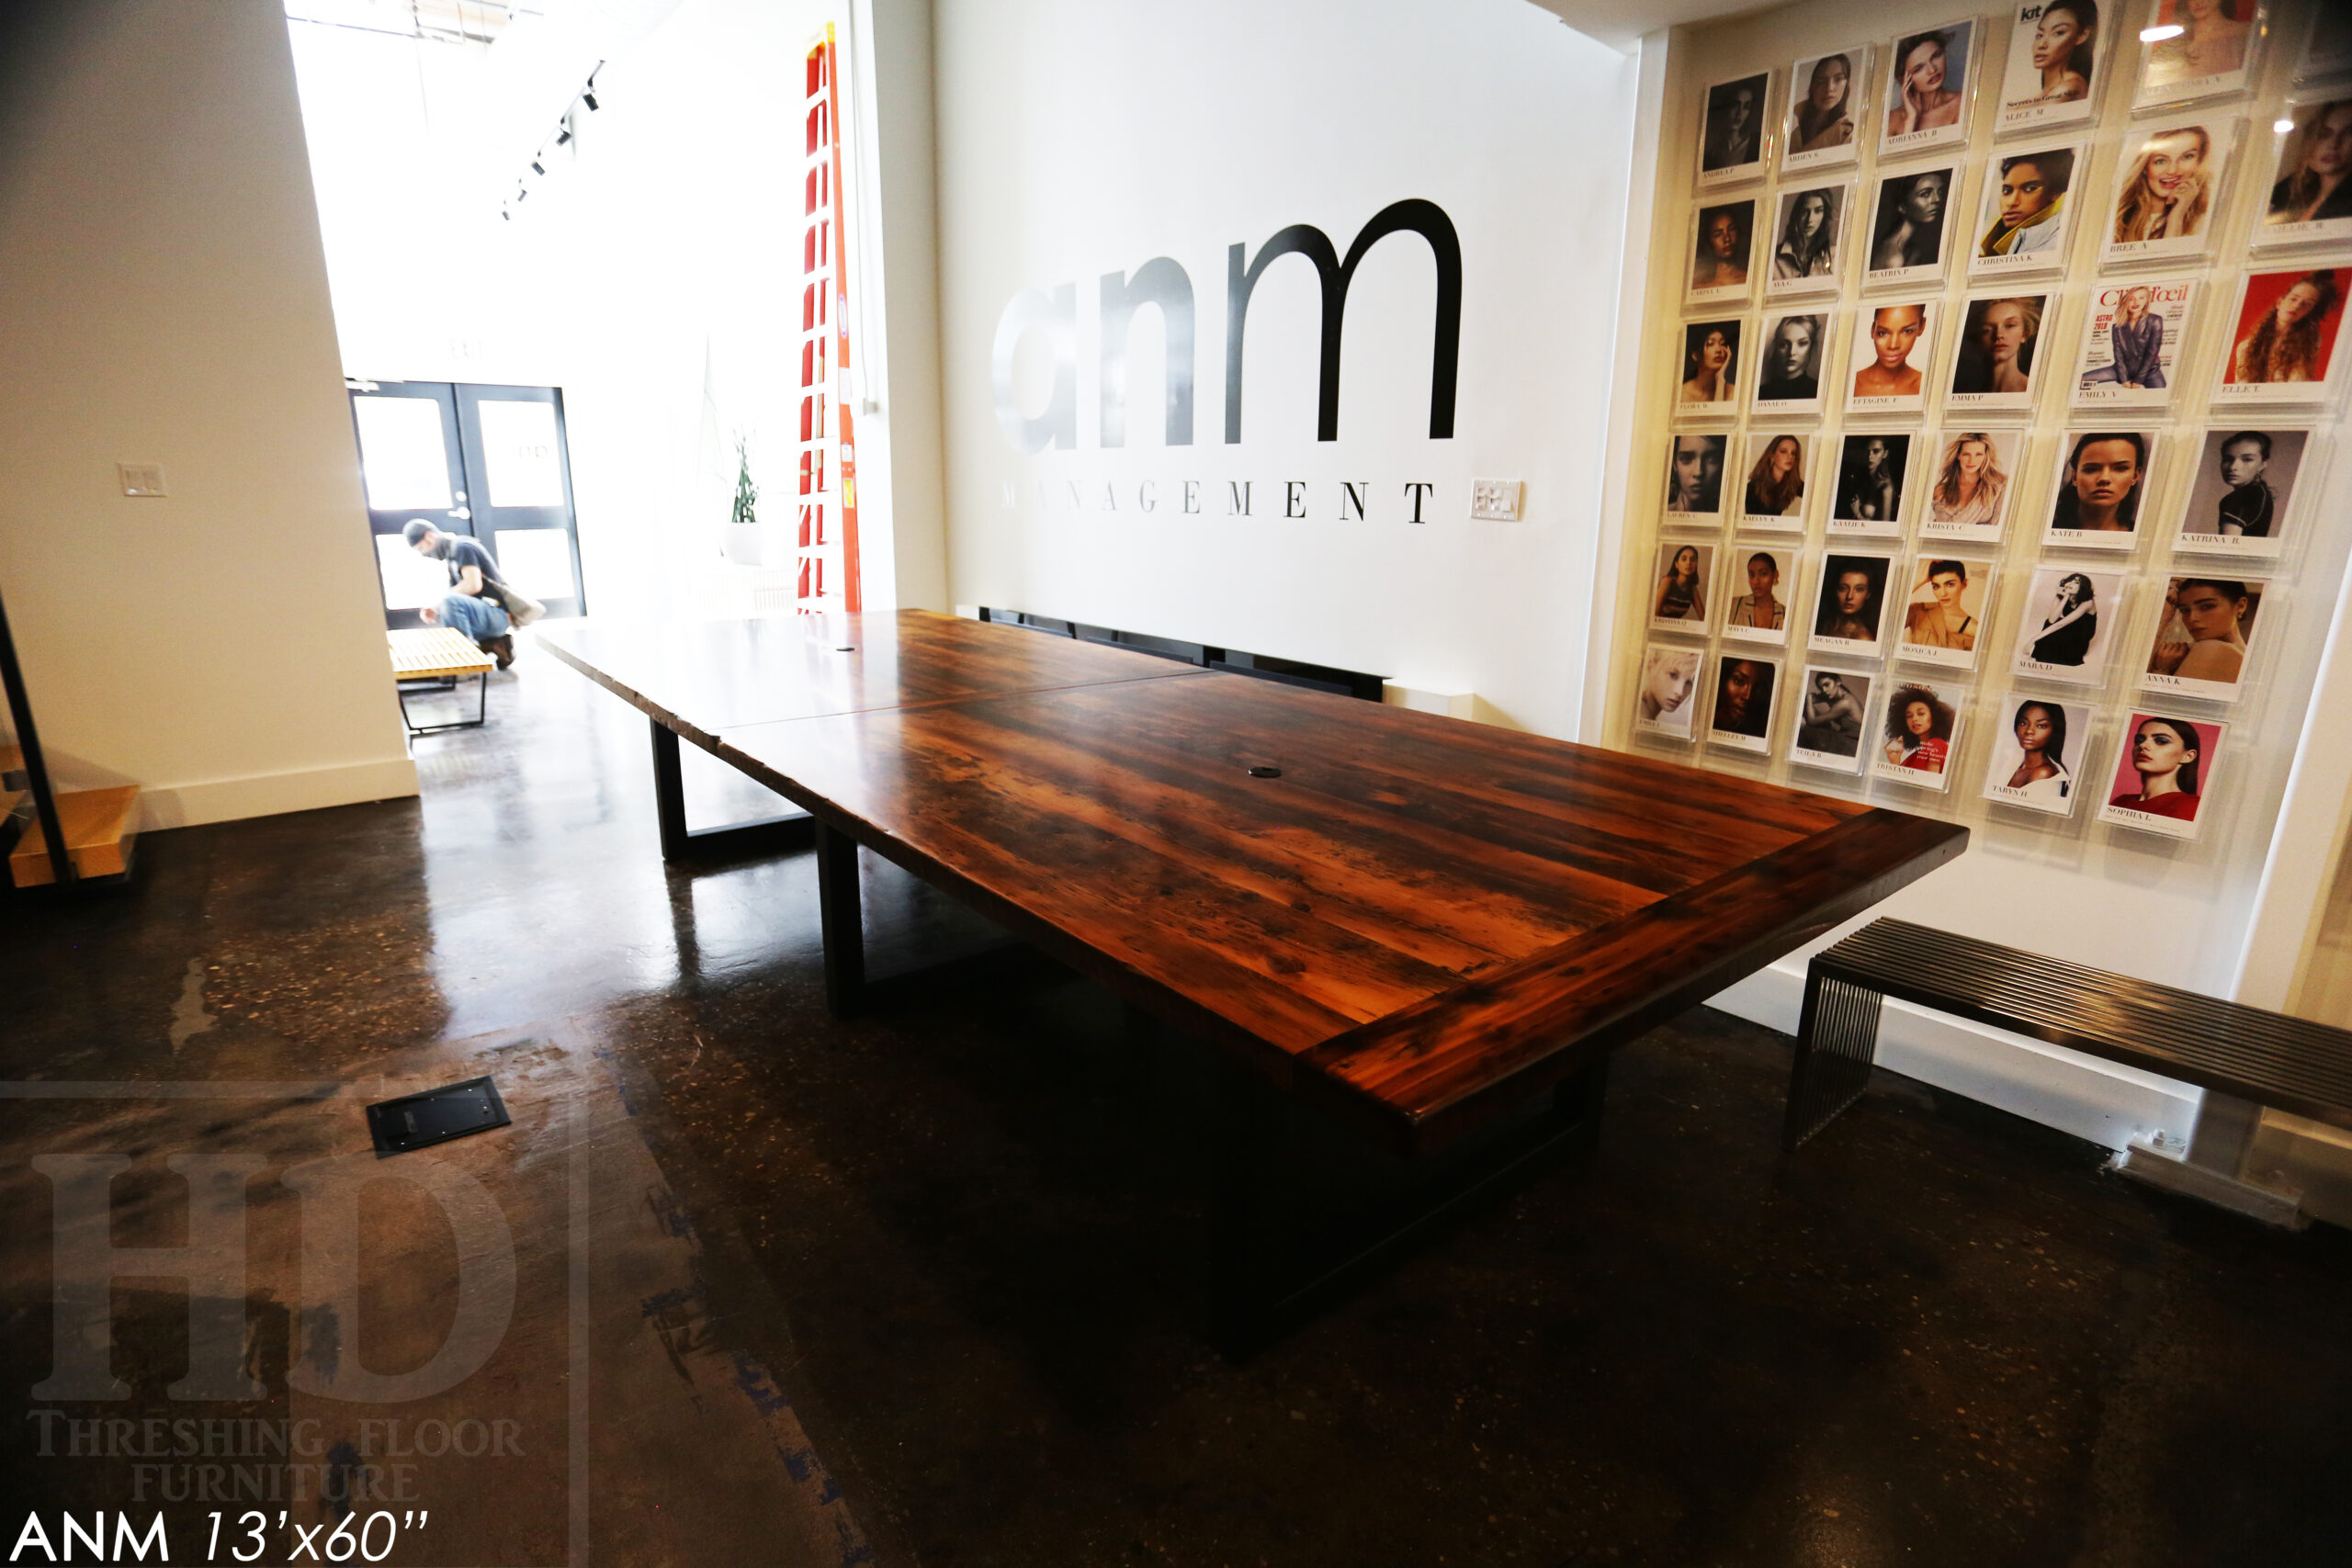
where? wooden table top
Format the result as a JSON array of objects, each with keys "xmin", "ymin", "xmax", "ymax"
[
  {"xmin": 538, "ymin": 612, "xmax": 1196, "ymax": 748},
  {"xmin": 549, "ymin": 610, "xmax": 1967, "ymax": 1152}
]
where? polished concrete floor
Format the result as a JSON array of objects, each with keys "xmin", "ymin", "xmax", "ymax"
[{"xmin": 6, "ymin": 644, "xmax": 2352, "ymax": 1567}]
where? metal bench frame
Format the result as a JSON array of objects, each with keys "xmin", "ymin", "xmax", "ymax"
[{"xmin": 1785, "ymin": 919, "xmax": 2352, "ymax": 1157}]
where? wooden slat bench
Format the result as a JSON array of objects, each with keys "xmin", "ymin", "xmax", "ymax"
[
  {"xmin": 10, "ymin": 784, "xmax": 140, "ymax": 888},
  {"xmin": 1784, "ymin": 918, "xmax": 2352, "ymax": 1154},
  {"xmin": 389, "ymin": 627, "xmax": 496, "ymax": 737}
]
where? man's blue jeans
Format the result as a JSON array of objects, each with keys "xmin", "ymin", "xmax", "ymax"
[{"xmin": 438, "ymin": 592, "xmax": 510, "ymax": 643}]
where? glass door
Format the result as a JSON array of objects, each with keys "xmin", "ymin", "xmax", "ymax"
[
  {"xmin": 456, "ymin": 384, "xmax": 586, "ymax": 621},
  {"xmin": 350, "ymin": 381, "xmax": 470, "ymax": 630},
  {"xmin": 348, "ymin": 381, "xmax": 586, "ymax": 628}
]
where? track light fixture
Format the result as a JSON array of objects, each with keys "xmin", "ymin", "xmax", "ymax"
[{"xmin": 505, "ymin": 62, "xmax": 606, "ymax": 220}]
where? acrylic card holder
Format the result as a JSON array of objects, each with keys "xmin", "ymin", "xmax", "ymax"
[
  {"xmin": 2041, "ymin": 425, "xmax": 2163, "ymax": 548},
  {"xmin": 1634, "ymin": 643, "xmax": 1707, "ymax": 741},
  {"xmin": 2071, "ymin": 276, "xmax": 2198, "ymax": 409},
  {"xmin": 1718, "ymin": 542, "xmax": 1801, "ymax": 645},
  {"xmin": 1700, "ymin": 70, "xmax": 1775, "ymax": 187},
  {"xmin": 1706, "ymin": 651, "xmax": 1783, "ymax": 752},
  {"xmin": 1785, "ymin": 45, "xmax": 1873, "ymax": 172},
  {"xmin": 1994, "ymin": 0, "xmax": 2106, "ymax": 137},
  {"xmin": 1733, "ymin": 429, "xmax": 1817, "ymax": 530},
  {"xmin": 1980, "ymin": 692, "xmax": 2097, "ymax": 816},
  {"xmin": 1882, "ymin": 18, "xmax": 1984, "ymax": 159},
  {"xmin": 1790, "ymin": 663, "xmax": 1880, "ymax": 773},
  {"xmin": 1918, "ymin": 426, "xmax": 2027, "ymax": 541},
  {"xmin": 1894, "ymin": 552, "xmax": 1998, "ymax": 671}
]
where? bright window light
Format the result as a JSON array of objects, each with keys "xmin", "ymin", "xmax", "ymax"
[{"xmin": 2139, "ymin": 23, "xmax": 2185, "ymax": 41}]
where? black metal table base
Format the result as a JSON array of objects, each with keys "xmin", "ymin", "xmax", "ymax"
[
  {"xmin": 1208, "ymin": 1056, "xmax": 1607, "ymax": 1359},
  {"xmin": 397, "ymin": 672, "xmax": 490, "ymax": 737},
  {"xmin": 811, "ymin": 818, "xmax": 1610, "ymax": 1357},
  {"xmin": 650, "ymin": 717, "xmax": 815, "ymax": 863}
]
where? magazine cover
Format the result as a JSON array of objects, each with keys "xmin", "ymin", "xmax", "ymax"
[{"xmin": 2072, "ymin": 277, "xmax": 2197, "ymax": 409}]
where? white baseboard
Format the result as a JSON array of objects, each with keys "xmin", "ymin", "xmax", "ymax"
[
  {"xmin": 2112, "ymin": 1138, "xmax": 2308, "ymax": 1227},
  {"xmin": 135, "ymin": 756, "xmax": 420, "ymax": 830},
  {"xmin": 2251, "ymin": 1111, "xmax": 2352, "ymax": 1231},
  {"xmin": 1707, "ymin": 957, "xmax": 2201, "ymax": 1152}
]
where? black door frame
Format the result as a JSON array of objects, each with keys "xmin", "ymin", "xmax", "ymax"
[{"xmin": 348, "ymin": 380, "xmax": 587, "ymax": 629}]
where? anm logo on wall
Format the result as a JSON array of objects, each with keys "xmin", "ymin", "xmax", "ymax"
[{"xmin": 990, "ymin": 198, "xmax": 1463, "ymax": 525}]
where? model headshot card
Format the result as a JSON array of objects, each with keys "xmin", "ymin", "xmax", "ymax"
[
  {"xmin": 1871, "ymin": 678, "xmax": 1968, "ymax": 790},
  {"xmin": 1752, "ymin": 310, "xmax": 1830, "ymax": 412},
  {"xmin": 2256, "ymin": 98, "xmax": 2352, "ymax": 249},
  {"xmin": 2073, "ymin": 278, "xmax": 2197, "ymax": 409},
  {"xmin": 1968, "ymin": 143, "xmax": 2081, "ymax": 276},
  {"xmin": 1648, "ymin": 538, "xmax": 1718, "ymax": 632},
  {"xmin": 1708, "ymin": 654, "xmax": 1782, "ymax": 753},
  {"xmin": 2296, "ymin": 10, "xmax": 2352, "ymax": 85},
  {"xmin": 2099, "ymin": 712, "xmax": 2226, "ymax": 840},
  {"xmin": 1996, "ymin": 1, "xmax": 2106, "ymax": 133},
  {"xmin": 1895, "ymin": 555, "xmax": 1996, "ymax": 671},
  {"xmin": 2214, "ymin": 267, "xmax": 2350, "ymax": 404},
  {"xmin": 2011, "ymin": 563, "xmax": 2125, "ymax": 684},
  {"xmin": 1736, "ymin": 431, "xmax": 1814, "ymax": 526},
  {"xmin": 2101, "ymin": 119, "xmax": 2238, "ymax": 265},
  {"xmin": 1719, "ymin": 545, "xmax": 1800, "ymax": 644},
  {"xmin": 1634, "ymin": 644, "xmax": 1705, "ymax": 741},
  {"xmin": 1663, "ymin": 432, "xmax": 1731, "ymax": 521},
  {"xmin": 1981, "ymin": 693, "xmax": 2094, "ymax": 816},
  {"xmin": 2134, "ymin": 0, "xmax": 2264, "ymax": 109},
  {"xmin": 1675, "ymin": 317, "xmax": 1747, "ymax": 411},
  {"xmin": 1829, "ymin": 432, "xmax": 1913, "ymax": 534},
  {"xmin": 2175, "ymin": 426, "xmax": 2311, "ymax": 557},
  {"xmin": 2143, "ymin": 574, "xmax": 2268, "ymax": 702},
  {"xmin": 1766, "ymin": 182, "xmax": 1854, "ymax": 297},
  {"xmin": 1865, "ymin": 164, "xmax": 1960, "ymax": 286},
  {"xmin": 1810, "ymin": 550, "xmax": 1895, "ymax": 652},
  {"xmin": 1883, "ymin": 20, "xmax": 1981, "ymax": 157},
  {"xmin": 1792, "ymin": 666, "xmax": 1876, "ymax": 772},
  {"xmin": 1921, "ymin": 427, "xmax": 2024, "ymax": 539},
  {"xmin": 1785, "ymin": 46, "xmax": 1871, "ymax": 171},
  {"xmin": 1848, "ymin": 299, "xmax": 1938, "ymax": 412},
  {"xmin": 1689, "ymin": 200, "xmax": 1759, "ymax": 304},
  {"xmin": 1700, "ymin": 72, "xmax": 1773, "ymax": 186},
  {"xmin": 1949, "ymin": 291, "xmax": 2050, "ymax": 410},
  {"xmin": 2042, "ymin": 427, "xmax": 2158, "ymax": 548}
]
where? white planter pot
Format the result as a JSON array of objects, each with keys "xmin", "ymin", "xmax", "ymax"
[{"xmin": 724, "ymin": 522, "xmax": 774, "ymax": 566}]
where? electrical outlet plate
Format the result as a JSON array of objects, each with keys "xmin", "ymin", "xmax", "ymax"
[
  {"xmin": 1469, "ymin": 478, "xmax": 1522, "ymax": 521},
  {"xmin": 118, "ymin": 463, "xmax": 166, "ymax": 497}
]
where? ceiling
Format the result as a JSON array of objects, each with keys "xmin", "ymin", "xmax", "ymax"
[
  {"xmin": 283, "ymin": 0, "xmax": 543, "ymax": 47},
  {"xmin": 1524, "ymin": 0, "xmax": 1786, "ymax": 51}
]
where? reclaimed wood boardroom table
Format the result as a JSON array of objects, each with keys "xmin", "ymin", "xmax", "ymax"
[{"xmin": 541, "ymin": 610, "xmax": 1966, "ymax": 1350}]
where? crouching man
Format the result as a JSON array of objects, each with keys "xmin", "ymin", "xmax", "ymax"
[{"xmin": 403, "ymin": 520, "xmax": 526, "ymax": 668}]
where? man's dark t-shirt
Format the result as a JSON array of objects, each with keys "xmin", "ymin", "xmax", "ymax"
[{"xmin": 434, "ymin": 534, "xmax": 506, "ymax": 591}]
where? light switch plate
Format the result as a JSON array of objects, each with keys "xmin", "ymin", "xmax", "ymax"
[
  {"xmin": 1469, "ymin": 478, "xmax": 1522, "ymax": 521},
  {"xmin": 118, "ymin": 463, "xmax": 166, "ymax": 497}
]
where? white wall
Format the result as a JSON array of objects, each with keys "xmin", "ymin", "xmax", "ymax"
[
  {"xmin": 1602, "ymin": 0, "xmax": 2352, "ymax": 1168},
  {"xmin": 0, "ymin": 0, "xmax": 416, "ymax": 829},
  {"xmin": 854, "ymin": 0, "xmax": 950, "ymax": 612},
  {"xmin": 933, "ymin": 0, "xmax": 1640, "ymax": 739}
]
